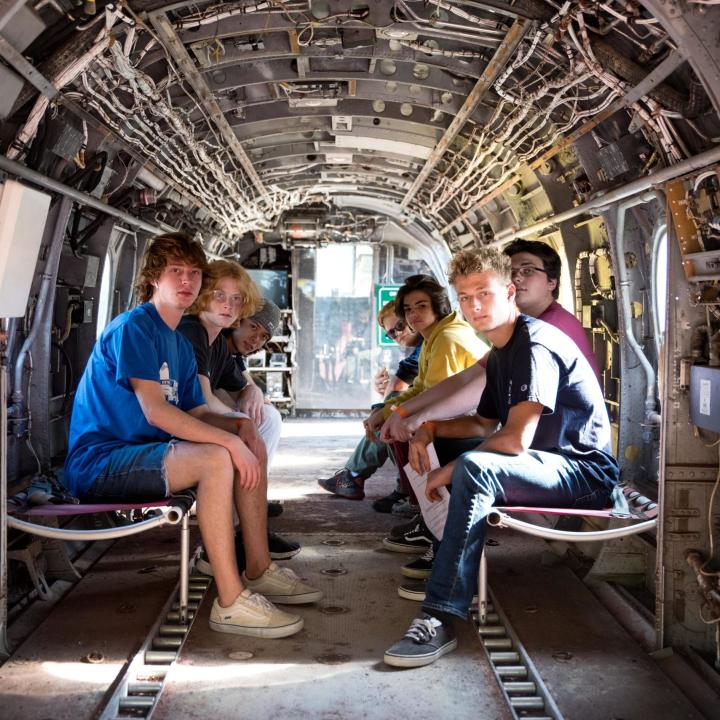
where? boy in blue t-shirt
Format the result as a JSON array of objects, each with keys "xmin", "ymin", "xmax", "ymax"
[{"xmin": 65, "ymin": 232, "xmax": 320, "ymax": 639}]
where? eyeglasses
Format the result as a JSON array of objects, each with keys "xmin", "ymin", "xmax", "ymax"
[
  {"xmin": 212, "ymin": 289, "xmax": 245, "ymax": 306},
  {"xmin": 511, "ymin": 266, "xmax": 548, "ymax": 279},
  {"xmin": 384, "ymin": 320, "xmax": 406, "ymax": 341}
]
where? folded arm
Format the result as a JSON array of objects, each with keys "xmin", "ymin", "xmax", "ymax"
[{"xmin": 381, "ymin": 362, "xmax": 487, "ymax": 442}]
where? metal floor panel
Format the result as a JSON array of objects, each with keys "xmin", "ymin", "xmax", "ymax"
[
  {"xmin": 154, "ymin": 533, "xmax": 511, "ymax": 720},
  {"xmin": 487, "ymin": 531, "xmax": 703, "ymax": 720},
  {"xmin": 0, "ymin": 527, "xmax": 183, "ymax": 720}
]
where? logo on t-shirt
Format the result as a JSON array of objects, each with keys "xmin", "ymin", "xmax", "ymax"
[{"xmin": 159, "ymin": 361, "xmax": 179, "ymax": 404}]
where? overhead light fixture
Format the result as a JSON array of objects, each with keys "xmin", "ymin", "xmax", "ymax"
[
  {"xmin": 335, "ymin": 135, "xmax": 432, "ymax": 159},
  {"xmin": 288, "ymin": 98, "xmax": 338, "ymax": 108},
  {"xmin": 325, "ymin": 151, "xmax": 354, "ymax": 164}
]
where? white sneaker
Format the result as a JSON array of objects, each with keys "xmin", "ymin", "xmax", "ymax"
[
  {"xmin": 209, "ymin": 589, "xmax": 303, "ymax": 638},
  {"xmin": 242, "ymin": 562, "xmax": 323, "ymax": 604}
]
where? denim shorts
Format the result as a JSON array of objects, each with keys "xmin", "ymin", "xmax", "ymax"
[{"xmin": 84, "ymin": 442, "xmax": 173, "ymax": 502}]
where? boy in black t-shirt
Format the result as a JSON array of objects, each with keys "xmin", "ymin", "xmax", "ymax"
[
  {"xmin": 384, "ymin": 247, "xmax": 619, "ymax": 668},
  {"xmin": 179, "ymin": 265, "xmax": 304, "ymax": 571}
]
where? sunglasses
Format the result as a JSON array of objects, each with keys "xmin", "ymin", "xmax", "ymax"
[{"xmin": 384, "ymin": 320, "xmax": 406, "ymax": 342}]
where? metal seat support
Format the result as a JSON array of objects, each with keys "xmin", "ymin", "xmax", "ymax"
[{"xmin": 477, "ymin": 508, "xmax": 658, "ymax": 625}]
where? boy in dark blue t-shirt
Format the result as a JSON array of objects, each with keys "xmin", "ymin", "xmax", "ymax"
[
  {"xmin": 384, "ymin": 246, "xmax": 619, "ymax": 668},
  {"xmin": 65, "ymin": 233, "xmax": 320, "ymax": 640}
]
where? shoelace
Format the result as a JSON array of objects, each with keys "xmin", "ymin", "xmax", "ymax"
[
  {"xmin": 404, "ymin": 617, "xmax": 440, "ymax": 643},
  {"xmin": 271, "ymin": 565, "xmax": 300, "ymax": 582},
  {"xmin": 405, "ymin": 522, "xmax": 430, "ymax": 540},
  {"xmin": 337, "ymin": 474, "xmax": 358, "ymax": 489},
  {"xmin": 419, "ymin": 545, "xmax": 434, "ymax": 562},
  {"xmin": 246, "ymin": 592, "xmax": 275, "ymax": 612}
]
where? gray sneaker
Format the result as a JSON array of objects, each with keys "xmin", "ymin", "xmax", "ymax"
[
  {"xmin": 384, "ymin": 614, "xmax": 457, "ymax": 668},
  {"xmin": 242, "ymin": 561, "xmax": 323, "ymax": 604},
  {"xmin": 209, "ymin": 590, "xmax": 303, "ymax": 639},
  {"xmin": 318, "ymin": 468, "xmax": 365, "ymax": 500}
]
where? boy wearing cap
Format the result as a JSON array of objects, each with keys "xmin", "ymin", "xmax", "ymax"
[{"xmin": 222, "ymin": 298, "xmax": 283, "ymax": 432}]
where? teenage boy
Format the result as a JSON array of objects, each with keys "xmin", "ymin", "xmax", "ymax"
[
  {"xmin": 383, "ymin": 247, "xmax": 618, "ymax": 667},
  {"xmin": 178, "ymin": 266, "xmax": 299, "ymax": 567},
  {"xmin": 223, "ymin": 299, "xmax": 284, "ymax": 434},
  {"xmin": 318, "ymin": 299, "xmax": 421, "ymax": 505},
  {"xmin": 65, "ymin": 233, "xmax": 320, "ymax": 640}
]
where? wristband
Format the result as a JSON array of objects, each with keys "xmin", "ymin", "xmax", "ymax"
[
  {"xmin": 391, "ymin": 404, "xmax": 409, "ymax": 418},
  {"xmin": 423, "ymin": 421, "xmax": 437, "ymax": 436}
]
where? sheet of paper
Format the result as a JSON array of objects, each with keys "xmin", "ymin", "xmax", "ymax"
[{"xmin": 404, "ymin": 443, "xmax": 450, "ymax": 540}]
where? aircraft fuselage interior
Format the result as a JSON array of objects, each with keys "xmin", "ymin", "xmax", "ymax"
[{"xmin": 1, "ymin": 1, "xmax": 720, "ymax": 718}]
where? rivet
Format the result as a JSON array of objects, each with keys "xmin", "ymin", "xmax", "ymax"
[
  {"xmin": 227, "ymin": 651, "xmax": 254, "ymax": 661},
  {"xmin": 320, "ymin": 605, "xmax": 349, "ymax": 615},
  {"xmin": 82, "ymin": 652, "xmax": 104, "ymax": 664}
]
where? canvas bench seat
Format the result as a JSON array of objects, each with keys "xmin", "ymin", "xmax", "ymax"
[
  {"xmin": 477, "ymin": 489, "xmax": 659, "ymax": 624},
  {"xmin": 7, "ymin": 492, "xmax": 196, "ymax": 622}
]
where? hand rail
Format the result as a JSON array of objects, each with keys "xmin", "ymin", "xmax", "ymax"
[{"xmin": 486, "ymin": 509, "xmax": 657, "ymax": 542}]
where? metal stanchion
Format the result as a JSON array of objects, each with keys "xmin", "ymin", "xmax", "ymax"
[
  {"xmin": 179, "ymin": 514, "xmax": 189, "ymax": 624},
  {"xmin": 1, "ymin": 329, "xmax": 10, "ymax": 658}
]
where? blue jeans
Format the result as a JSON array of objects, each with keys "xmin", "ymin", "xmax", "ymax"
[
  {"xmin": 423, "ymin": 449, "xmax": 614, "ymax": 620},
  {"xmin": 346, "ymin": 435, "xmax": 391, "ymax": 478}
]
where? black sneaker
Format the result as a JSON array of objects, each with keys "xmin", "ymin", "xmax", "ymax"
[
  {"xmin": 318, "ymin": 469, "xmax": 365, "ymax": 500},
  {"xmin": 384, "ymin": 614, "xmax": 457, "ymax": 667},
  {"xmin": 382, "ymin": 519, "xmax": 433, "ymax": 553},
  {"xmin": 391, "ymin": 498, "xmax": 418, "ymax": 518},
  {"xmin": 390, "ymin": 514, "xmax": 421, "ymax": 538},
  {"xmin": 267, "ymin": 532, "xmax": 301, "ymax": 560},
  {"xmin": 397, "ymin": 579, "xmax": 428, "ymax": 602},
  {"xmin": 401, "ymin": 545, "xmax": 434, "ymax": 579},
  {"xmin": 196, "ymin": 531, "xmax": 300, "ymax": 576},
  {"xmin": 398, "ymin": 579, "xmax": 478, "ymax": 605},
  {"xmin": 267, "ymin": 501, "xmax": 284, "ymax": 518},
  {"xmin": 372, "ymin": 490, "xmax": 408, "ymax": 513}
]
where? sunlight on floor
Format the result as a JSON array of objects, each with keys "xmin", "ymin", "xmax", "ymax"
[
  {"xmin": 43, "ymin": 661, "xmax": 124, "ymax": 685},
  {"xmin": 168, "ymin": 660, "xmax": 351, "ymax": 688},
  {"xmin": 281, "ymin": 419, "xmax": 364, "ymax": 438}
]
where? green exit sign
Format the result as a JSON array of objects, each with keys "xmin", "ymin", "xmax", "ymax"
[{"xmin": 376, "ymin": 284, "xmax": 401, "ymax": 347}]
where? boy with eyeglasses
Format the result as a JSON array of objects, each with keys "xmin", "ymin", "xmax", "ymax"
[
  {"xmin": 178, "ymin": 265, "xmax": 304, "ymax": 569},
  {"xmin": 507, "ymin": 240, "xmax": 598, "ymax": 373}
]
